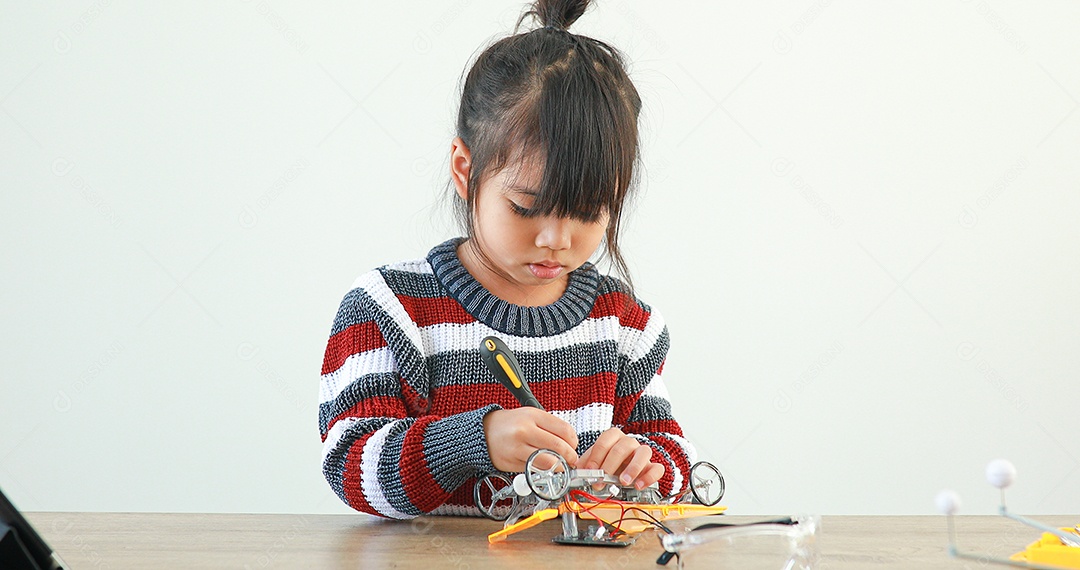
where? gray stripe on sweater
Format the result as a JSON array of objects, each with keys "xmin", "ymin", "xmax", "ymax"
[
  {"xmin": 423, "ymin": 340, "xmax": 620, "ymax": 388},
  {"xmin": 378, "ymin": 268, "xmax": 443, "ymax": 298},
  {"xmin": 617, "ymin": 326, "xmax": 670, "ymax": 398},
  {"xmin": 627, "ymin": 394, "xmax": 675, "ymax": 424},
  {"xmin": 345, "ymin": 287, "xmax": 432, "ymax": 409},
  {"xmin": 319, "ymin": 372, "xmax": 401, "ymax": 436},
  {"xmin": 423, "ymin": 404, "xmax": 501, "ymax": 491},
  {"xmin": 377, "ymin": 420, "xmax": 423, "ymax": 517},
  {"xmin": 329, "ymin": 287, "xmax": 370, "ymax": 336}
]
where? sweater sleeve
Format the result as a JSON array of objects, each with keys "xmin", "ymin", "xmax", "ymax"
[
  {"xmin": 318, "ymin": 285, "xmax": 499, "ymax": 518},
  {"xmin": 612, "ymin": 302, "xmax": 698, "ymax": 497}
]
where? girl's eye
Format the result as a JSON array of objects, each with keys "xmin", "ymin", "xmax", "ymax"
[{"xmin": 509, "ymin": 201, "xmax": 531, "ymax": 216}]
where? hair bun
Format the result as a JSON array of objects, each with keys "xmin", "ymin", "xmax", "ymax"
[{"xmin": 526, "ymin": 0, "xmax": 589, "ymax": 32}]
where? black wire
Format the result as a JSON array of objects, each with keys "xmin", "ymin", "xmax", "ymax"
[{"xmin": 621, "ymin": 506, "xmax": 676, "ymax": 535}]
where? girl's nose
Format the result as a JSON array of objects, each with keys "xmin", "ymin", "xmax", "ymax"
[{"xmin": 535, "ymin": 217, "xmax": 571, "ymax": 251}]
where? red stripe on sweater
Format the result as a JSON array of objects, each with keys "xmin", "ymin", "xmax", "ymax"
[
  {"xmin": 613, "ymin": 393, "xmax": 639, "ymax": 426},
  {"xmin": 531, "ymin": 372, "xmax": 617, "ymax": 407},
  {"xmin": 398, "ymin": 295, "xmax": 476, "ymax": 327},
  {"xmin": 322, "ymin": 321, "xmax": 386, "ymax": 375},
  {"xmin": 401, "ymin": 382, "xmax": 430, "ymax": 416},
  {"xmin": 445, "ymin": 480, "xmax": 476, "ymax": 510},
  {"xmin": 619, "ymin": 301, "xmax": 650, "ymax": 331},
  {"xmin": 588, "ymin": 292, "xmax": 650, "ymax": 331},
  {"xmin": 647, "ymin": 434, "xmax": 692, "ymax": 496},
  {"xmin": 325, "ymin": 396, "xmax": 407, "ymax": 437},
  {"xmin": 399, "ymin": 417, "xmax": 443, "ymax": 512},
  {"xmin": 342, "ymin": 432, "xmax": 377, "ymax": 515},
  {"xmin": 625, "ymin": 419, "xmax": 684, "ymax": 438},
  {"xmin": 429, "ymin": 372, "xmax": 618, "ymax": 416},
  {"xmin": 652, "ymin": 444, "xmax": 676, "ymax": 496}
]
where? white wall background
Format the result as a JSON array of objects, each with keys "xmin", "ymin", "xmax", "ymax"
[{"xmin": 2, "ymin": 1, "xmax": 1078, "ymax": 517}]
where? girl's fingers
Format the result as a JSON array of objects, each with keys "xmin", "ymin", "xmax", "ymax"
[
  {"xmin": 524, "ymin": 428, "xmax": 579, "ymax": 467},
  {"xmin": 577, "ymin": 427, "xmax": 666, "ymax": 489},
  {"xmin": 602, "ymin": 437, "xmax": 642, "ymax": 484},
  {"xmin": 636, "ymin": 462, "xmax": 665, "ymax": 489},
  {"xmin": 483, "ymin": 408, "xmax": 581, "ymax": 471},
  {"xmin": 531, "ymin": 410, "xmax": 580, "ymax": 455},
  {"xmin": 579, "ymin": 428, "xmax": 623, "ymax": 470},
  {"xmin": 618, "ymin": 444, "xmax": 653, "ymax": 486}
]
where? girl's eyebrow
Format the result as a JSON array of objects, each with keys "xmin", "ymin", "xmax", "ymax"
[{"xmin": 506, "ymin": 186, "xmax": 538, "ymax": 196}]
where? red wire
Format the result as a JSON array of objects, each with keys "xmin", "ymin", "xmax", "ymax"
[{"xmin": 566, "ymin": 489, "xmax": 630, "ymax": 534}]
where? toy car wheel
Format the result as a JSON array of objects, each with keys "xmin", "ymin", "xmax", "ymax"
[
  {"xmin": 689, "ymin": 461, "xmax": 724, "ymax": 506},
  {"xmin": 525, "ymin": 449, "xmax": 571, "ymax": 501},
  {"xmin": 473, "ymin": 473, "xmax": 517, "ymax": 521}
]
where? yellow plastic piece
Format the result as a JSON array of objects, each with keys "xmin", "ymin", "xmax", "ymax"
[
  {"xmin": 488, "ymin": 502, "xmax": 728, "ymax": 542},
  {"xmin": 574, "ymin": 503, "xmax": 727, "ymax": 534},
  {"xmin": 494, "ymin": 353, "xmax": 522, "ymax": 388},
  {"xmin": 1009, "ymin": 528, "xmax": 1080, "ymax": 568},
  {"xmin": 488, "ymin": 508, "xmax": 561, "ymax": 543}
]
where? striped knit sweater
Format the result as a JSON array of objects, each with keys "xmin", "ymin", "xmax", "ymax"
[{"xmin": 319, "ymin": 238, "xmax": 697, "ymax": 518}]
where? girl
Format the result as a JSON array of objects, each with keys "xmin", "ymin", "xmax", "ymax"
[{"xmin": 318, "ymin": 0, "xmax": 697, "ymax": 518}]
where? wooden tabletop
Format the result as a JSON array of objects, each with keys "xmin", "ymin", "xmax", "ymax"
[{"xmin": 22, "ymin": 512, "xmax": 1079, "ymax": 569}]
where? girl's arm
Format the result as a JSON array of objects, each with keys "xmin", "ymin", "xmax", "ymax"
[
  {"xmin": 318, "ymin": 286, "xmax": 499, "ymax": 519},
  {"xmin": 611, "ymin": 303, "xmax": 698, "ymax": 496},
  {"xmin": 621, "ymin": 355, "xmax": 698, "ymax": 496}
]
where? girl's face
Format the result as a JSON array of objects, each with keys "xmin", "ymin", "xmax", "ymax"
[{"xmin": 456, "ymin": 154, "xmax": 609, "ymax": 307}]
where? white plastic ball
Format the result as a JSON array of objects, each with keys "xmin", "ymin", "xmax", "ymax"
[
  {"xmin": 986, "ymin": 459, "xmax": 1017, "ymax": 489},
  {"xmin": 935, "ymin": 489, "xmax": 961, "ymax": 515},
  {"xmin": 512, "ymin": 473, "xmax": 532, "ymax": 496}
]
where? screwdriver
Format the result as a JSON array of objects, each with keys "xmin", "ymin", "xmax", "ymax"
[{"xmin": 479, "ymin": 336, "xmax": 543, "ymax": 410}]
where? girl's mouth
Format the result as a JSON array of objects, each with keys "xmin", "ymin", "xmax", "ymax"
[{"xmin": 528, "ymin": 262, "xmax": 563, "ymax": 280}]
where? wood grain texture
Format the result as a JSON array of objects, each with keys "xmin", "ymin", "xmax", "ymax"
[{"xmin": 22, "ymin": 513, "xmax": 1079, "ymax": 569}]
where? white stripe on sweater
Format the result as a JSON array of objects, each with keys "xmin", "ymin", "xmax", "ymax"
[
  {"xmin": 429, "ymin": 503, "xmax": 483, "ymax": 517},
  {"xmin": 382, "ymin": 258, "xmax": 435, "ymax": 274},
  {"xmin": 321, "ymin": 279, "xmax": 668, "ymax": 406},
  {"xmin": 351, "ymin": 271, "xmax": 426, "ymax": 357},
  {"xmin": 641, "ymin": 373, "xmax": 671, "ymax": 402},
  {"xmin": 351, "ymin": 259, "xmax": 666, "ymax": 367},
  {"xmin": 360, "ymin": 422, "xmax": 414, "ymax": 520},
  {"xmin": 318, "ymin": 317, "xmax": 657, "ymax": 406},
  {"xmin": 551, "ymin": 402, "xmax": 614, "ymax": 435},
  {"xmin": 415, "ymin": 315, "xmax": 622, "ymax": 356},
  {"xmin": 320, "ymin": 347, "xmax": 396, "ymax": 404},
  {"xmin": 321, "ymin": 416, "xmax": 360, "ymax": 466}
]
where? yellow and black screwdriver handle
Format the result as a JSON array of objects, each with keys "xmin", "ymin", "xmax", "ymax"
[{"xmin": 480, "ymin": 336, "xmax": 544, "ymax": 410}]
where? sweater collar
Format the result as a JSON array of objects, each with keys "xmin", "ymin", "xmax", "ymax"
[{"xmin": 427, "ymin": 238, "xmax": 601, "ymax": 337}]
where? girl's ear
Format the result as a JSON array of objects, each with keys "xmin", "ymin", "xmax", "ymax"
[{"xmin": 450, "ymin": 137, "xmax": 471, "ymax": 201}]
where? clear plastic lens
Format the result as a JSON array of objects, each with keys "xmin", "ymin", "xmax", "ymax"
[{"xmin": 661, "ymin": 514, "xmax": 821, "ymax": 570}]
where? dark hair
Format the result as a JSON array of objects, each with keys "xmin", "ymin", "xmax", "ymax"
[{"xmin": 452, "ymin": 0, "xmax": 643, "ymax": 294}]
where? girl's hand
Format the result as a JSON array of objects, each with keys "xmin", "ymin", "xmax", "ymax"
[
  {"xmin": 482, "ymin": 408, "xmax": 579, "ymax": 473},
  {"xmin": 578, "ymin": 427, "xmax": 665, "ymax": 490}
]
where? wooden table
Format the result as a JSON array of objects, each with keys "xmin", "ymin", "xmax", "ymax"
[{"xmin": 22, "ymin": 512, "xmax": 1079, "ymax": 569}]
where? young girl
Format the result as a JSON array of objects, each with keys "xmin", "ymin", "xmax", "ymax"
[{"xmin": 318, "ymin": 0, "xmax": 696, "ymax": 518}]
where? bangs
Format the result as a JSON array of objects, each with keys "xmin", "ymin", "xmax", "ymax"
[{"xmin": 489, "ymin": 44, "xmax": 639, "ymax": 223}]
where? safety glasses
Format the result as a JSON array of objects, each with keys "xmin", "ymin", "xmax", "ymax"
[{"xmin": 656, "ymin": 514, "xmax": 821, "ymax": 570}]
